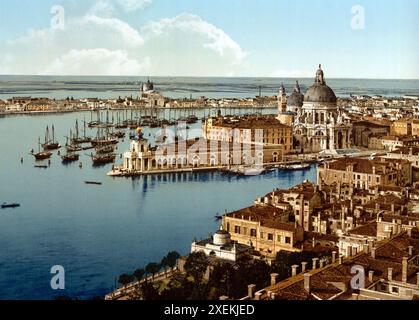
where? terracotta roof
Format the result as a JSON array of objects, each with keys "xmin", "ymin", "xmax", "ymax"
[
  {"xmin": 257, "ymin": 232, "xmax": 419, "ymax": 300},
  {"xmin": 327, "ymin": 157, "xmax": 409, "ymax": 175},
  {"xmin": 225, "ymin": 205, "xmax": 296, "ymax": 232},
  {"xmin": 348, "ymin": 222, "xmax": 377, "ymax": 237}
]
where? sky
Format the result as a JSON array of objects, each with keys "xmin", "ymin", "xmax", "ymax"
[{"xmin": 0, "ymin": 0, "xmax": 418, "ymax": 79}]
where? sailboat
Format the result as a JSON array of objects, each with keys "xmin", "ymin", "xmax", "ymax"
[
  {"xmin": 33, "ymin": 137, "xmax": 52, "ymax": 161},
  {"xmin": 89, "ymin": 152, "xmax": 116, "ymax": 166},
  {"xmin": 61, "ymin": 152, "xmax": 80, "ymax": 163},
  {"xmin": 42, "ymin": 125, "xmax": 61, "ymax": 150},
  {"xmin": 115, "ymin": 112, "xmax": 128, "ymax": 129},
  {"xmin": 91, "ymin": 127, "xmax": 118, "ymax": 147},
  {"xmin": 65, "ymin": 131, "xmax": 82, "ymax": 152},
  {"xmin": 72, "ymin": 119, "xmax": 91, "ymax": 144}
]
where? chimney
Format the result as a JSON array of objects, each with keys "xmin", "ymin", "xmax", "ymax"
[
  {"xmin": 368, "ymin": 270, "xmax": 374, "ymax": 283},
  {"xmin": 391, "ymin": 203, "xmax": 395, "ymax": 213},
  {"xmin": 270, "ymin": 273, "xmax": 279, "ymax": 286},
  {"xmin": 254, "ymin": 292, "xmax": 262, "ymax": 300},
  {"xmin": 364, "ymin": 243, "xmax": 370, "ymax": 254},
  {"xmin": 371, "ymin": 247, "xmax": 376, "ymax": 259},
  {"xmin": 291, "ymin": 265, "xmax": 299, "ymax": 277},
  {"xmin": 220, "ymin": 296, "xmax": 229, "ymax": 301},
  {"xmin": 388, "ymin": 268, "xmax": 393, "ymax": 281},
  {"xmin": 301, "ymin": 262, "xmax": 307, "ymax": 273},
  {"xmin": 338, "ymin": 256, "xmax": 344, "ymax": 265},
  {"xmin": 319, "ymin": 259, "xmax": 325, "ymax": 268},
  {"xmin": 312, "ymin": 258, "xmax": 318, "ymax": 270},
  {"xmin": 347, "ymin": 246, "xmax": 353, "ymax": 257},
  {"xmin": 304, "ymin": 273, "xmax": 311, "ymax": 293},
  {"xmin": 407, "ymin": 228, "xmax": 412, "ymax": 237},
  {"xmin": 402, "ymin": 257, "xmax": 408, "ymax": 283},
  {"xmin": 332, "ymin": 251, "xmax": 337, "ymax": 264},
  {"xmin": 248, "ymin": 284, "xmax": 256, "ymax": 299},
  {"xmin": 408, "ymin": 246, "xmax": 414, "ymax": 256}
]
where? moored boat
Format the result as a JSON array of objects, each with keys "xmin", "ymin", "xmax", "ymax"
[
  {"xmin": 42, "ymin": 125, "xmax": 61, "ymax": 150},
  {"xmin": 61, "ymin": 153, "xmax": 80, "ymax": 163},
  {"xmin": 278, "ymin": 162, "xmax": 311, "ymax": 170},
  {"xmin": 33, "ymin": 137, "xmax": 52, "ymax": 161}
]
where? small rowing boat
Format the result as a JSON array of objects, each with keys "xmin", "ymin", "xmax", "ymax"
[
  {"xmin": 1, "ymin": 203, "xmax": 20, "ymax": 209},
  {"xmin": 85, "ymin": 181, "xmax": 102, "ymax": 185}
]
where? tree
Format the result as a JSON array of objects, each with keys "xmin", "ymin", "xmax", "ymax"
[
  {"xmin": 140, "ymin": 282, "xmax": 160, "ymax": 300},
  {"xmin": 161, "ymin": 256, "xmax": 169, "ymax": 273},
  {"xmin": 133, "ymin": 268, "xmax": 145, "ymax": 282},
  {"xmin": 118, "ymin": 273, "xmax": 134, "ymax": 287},
  {"xmin": 184, "ymin": 252, "xmax": 208, "ymax": 285},
  {"xmin": 166, "ymin": 251, "xmax": 181, "ymax": 270},
  {"xmin": 145, "ymin": 262, "xmax": 161, "ymax": 282}
]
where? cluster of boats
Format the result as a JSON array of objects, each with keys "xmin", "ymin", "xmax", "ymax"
[
  {"xmin": 31, "ymin": 118, "xmax": 126, "ymax": 166},
  {"xmin": 29, "ymin": 109, "xmax": 209, "ymax": 169}
]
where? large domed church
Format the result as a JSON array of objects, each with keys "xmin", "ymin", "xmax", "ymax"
[{"xmin": 279, "ymin": 65, "xmax": 352, "ymax": 154}]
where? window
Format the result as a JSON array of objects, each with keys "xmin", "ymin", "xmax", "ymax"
[
  {"xmin": 243, "ymin": 227, "xmax": 248, "ymax": 236},
  {"xmin": 234, "ymin": 226, "xmax": 241, "ymax": 234},
  {"xmin": 285, "ymin": 237, "xmax": 291, "ymax": 244},
  {"xmin": 250, "ymin": 229, "xmax": 257, "ymax": 237},
  {"xmin": 260, "ymin": 232, "xmax": 264, "ymax": 239},
  {"xmin": 391, "ymin": 287, "xmax": 399, "ymax": 294},
  {"xmin": 226, "ymin": 222, "xmax": 230, "ymax": 232},
  {"xmin": 268, "ymin": 233, "xmax": 273, "ymax": 241},
  {"xmin": 277, "ymin": 235, "xmax": 281, "ymax": 242}
]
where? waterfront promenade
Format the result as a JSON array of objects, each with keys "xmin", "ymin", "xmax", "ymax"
[{"xmin": 105, "ymin": 268, "xmax": 180, "ymax": 301}]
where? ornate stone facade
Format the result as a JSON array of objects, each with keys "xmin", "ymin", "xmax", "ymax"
[{"xmin": 292, "ymin": 65, "xmax": 352, "ymax": 153}]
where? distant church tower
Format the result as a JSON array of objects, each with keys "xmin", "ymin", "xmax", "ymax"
[{"xmin": 278, "ymin": 83, "xmax": 287, "ymax": 113}]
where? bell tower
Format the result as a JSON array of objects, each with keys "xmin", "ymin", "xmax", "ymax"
[{"xmin": 278, "ymin": 83, "xmax": 287, "ymax": 113}]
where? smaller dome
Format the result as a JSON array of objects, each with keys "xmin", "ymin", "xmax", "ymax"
[
  {"xmin": 287, "ymin": 81, "xmax": 304, "ymax": 107},
  {"xmin": 213, "ymin": 229, "xmax": 231, "ymax": 246},
  {"xmin": 142, "ymin": 79, "xmax": 154, "ymax": 92}
]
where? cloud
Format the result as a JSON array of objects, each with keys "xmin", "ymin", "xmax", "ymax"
[
  {"xmin": 143, "ymin": 13, "xmax": 246, "ymax": 65},
  {"xmin": 117, "ymin": 0, "xmax": 152, "ymax": 12},
  {"xmin": 42, "ymin": 49, "xmax": 150, "ymax": 75},
  {"xmin": 89, "ymin": 0, "xmax": 117, "ymax": 17},
  {"xmin": 0, "ymin": 6, "xmax": 247, "ymax": 76},
  {"xmin": 80, "ymin": 15, "xmax": 144, "ymax": 47}
]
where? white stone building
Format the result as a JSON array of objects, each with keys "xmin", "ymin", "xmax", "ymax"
[{"xmin": 293, "ymin": 65, "xmax": 352, "ymax": 154}]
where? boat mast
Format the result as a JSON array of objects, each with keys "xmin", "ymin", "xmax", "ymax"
[
  {"xmin": 75, "ymin": 119, "xmax": 79, "ymax": 139},
  {"xmin": 83, "ymin": 117, "xmax": 87, "ymax": 138},
  {"xmin": 45, "ymin": 126, "xmax": 50, "ymax": 144}
]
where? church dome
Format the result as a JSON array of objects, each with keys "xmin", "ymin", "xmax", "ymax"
[
  {"xmin": 213, "ymin": 228, "xmax": 231, "ymax": 246},
  {"xmin": 287, "ymin": 81, "xmax": 304, "ymax": 107},
  {"xmin": 304, "ymin": 65, "xmax": 337, "ymax": 103}
]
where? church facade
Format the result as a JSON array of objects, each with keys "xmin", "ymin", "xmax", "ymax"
[{"xmin": 279, "ymin": 65, "xmax": 352, "ymax": 154}]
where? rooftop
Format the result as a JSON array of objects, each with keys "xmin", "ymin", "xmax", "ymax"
[{"xmin": 225, "ymin": 205, "xmax": 296, "ymax": 232}]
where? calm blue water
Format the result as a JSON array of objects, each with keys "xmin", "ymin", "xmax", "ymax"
[
  {"xmin": 0, "ymin": 111, "xmax": 316, "ymax": 300},
  {"xmin": 0, "ymin": 76, "xmax": 418, "ymax": 100}
]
